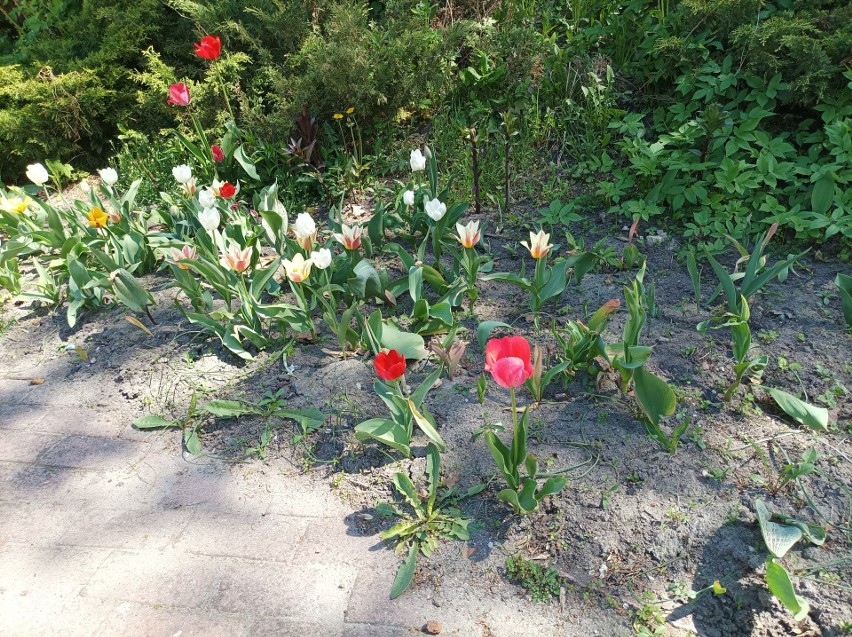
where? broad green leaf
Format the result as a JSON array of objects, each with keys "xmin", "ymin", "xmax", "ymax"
[
  {"xmin": 132, "ymin": 415, "xmax": 179, "ymax": 429},
  {"xmin": 766, "ymin": 559, "xmax": 810, "ymax": 621},
  {"xmin": 497, "ymin": 488, "xmax": 522, "ymax": 513},
  {"xmin": 392, "ymin": 472, "xmax": 421, "ymax": 512},
  {"xmin": 354, "ymin": 418, "xmax": 411, "ymax": 457},
  {"xmin": 411, "ymin": 367, "xmax": 442, "ymax": 406},
  {"xmin": 765, "ymin": 387, "xmax": 829, "ymax": 432},
  {"xmin": 390, "ymin": 543, "xmax": 419, "ymax": 599},
  {"xmin": 183, "ymin": 429, "xmax": 202, "ymax": 455},
  {"xmin": 536, "ymin": 476, "xmax": 567, "ymax": 500},
  {"xmin": 517, "ymin": 478, "xmax": 538, "ymax": 513},
  {"xmin": 485, "ymin": 431, "xmax": 517, "ymax": 490},
  {"xmin": 634, "ymin": 367, "xmax": 677, "ymax": 426},
  {"xmin": 202, "ymin": 399, "xmax": 257, "ymax": 417},
  {"xmin": 756, "ymin": 499, "xmax": 802, "ymax": 558},
  {"xmin": 810, "ymin": 175, "xmax": 834, "ymax": 215},
  {"xmin": 425, "ymin": 443, "xmax": 440, "ymax": 511},
  {"xmin": 381, "ymin": 322, "xmax": 428, "ymax": 360},
  {"xmin": 476, "ymin": 320, "xmax": 510, "ymax": 350},
  {"xmin": 233, "ymin": 145, "xmax": 260, "ymax": 180},
  {"xmin": 704, "ymin": 248, "xmax": 738, "ymax": 312}
]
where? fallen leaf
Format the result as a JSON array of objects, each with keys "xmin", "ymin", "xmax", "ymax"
[
  {"xmin": 461, "ymin": 545, "xmax": 478, "ymax": 559},
  {"xmin": 125, "ymin": 315, "xmax": 153, "ymax": 336},
  {"xmin": 30, "ymin": 377, "xmax": 46, "ymax": 385},
  {"xmin": 73, "ymin": 347, "xmax": 89, "ymax": 361},
  {"xmin": 424, "ymin": 620, "xmax": 442, "ymax": 635}
]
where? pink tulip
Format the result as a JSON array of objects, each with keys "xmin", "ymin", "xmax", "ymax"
[
  {"xmin": 219, "ymin": 244, "xmax": 253, "ymax": 273},
  {"xmin": 168, "ymin": 83, "xmax": 190, "ymax": 107},
  {"xmin": 484, "ymin": 336, "xmax": 533, "ymax": 389}
]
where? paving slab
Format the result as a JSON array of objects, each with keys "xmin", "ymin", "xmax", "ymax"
[
  {"xmin": 84, "ymin": 549, "xmax": 223, "ymax": 609},
  {"xmin": 0, "ymin": 430, "xmax": 63, "ymax": 464},
  {"xmin": 37, "ymin": 434, "xmax": 149, "ymax": 471},
  {"xmin": 248, "ymin": 616, "xmax": 344, "ymax": 637},
  {"xmin": 93, "ymin": 601, "xmax": 250, "ymax": 637},
  {"xmin": 174, "ymin": 511, "xmax": 309, "ymax": 561},
  {"xmin": 210, "ymin": 561, "xmax": 358, "ymax": 621}
]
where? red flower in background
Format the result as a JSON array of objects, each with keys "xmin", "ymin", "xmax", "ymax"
[
  {"xmin": 374, "ymin": 350, "xmax": 406, "ymax": 381},
  {"xmin": 218, "ymin": 182, "xmax": 236, "ymax": 198},
  {"xmin": 194, "ymin": 35, "xmax": 221, "ymax": 60},
  {"xmin": 484, "ymin": 336, "xmax": 533, "ymax": 389},
  {"xmin": 211, "ymin": 145, "xmax": 225, "ymax": 163},
  {"xmin": 167, "ymin": 83, "xmax": 190, "ymax": 106}
]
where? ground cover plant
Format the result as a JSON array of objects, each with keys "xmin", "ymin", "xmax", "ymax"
[{"xmin": 2, "ymin": 8, "xmax": 852, "ymax": 636}]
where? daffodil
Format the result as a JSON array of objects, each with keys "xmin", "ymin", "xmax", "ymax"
[{"xmin": 87, "ymin": 207, "xmax": 109, "ymax": 228}]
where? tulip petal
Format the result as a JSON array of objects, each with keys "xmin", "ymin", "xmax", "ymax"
[{"xmin": 490, "ymin": 357, "xmax": 530, "ymax": 388}]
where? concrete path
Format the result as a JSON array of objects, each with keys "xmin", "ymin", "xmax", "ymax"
[{"xmin": 0, "ymin": 364, "xmax": 607, "ymax": 636}]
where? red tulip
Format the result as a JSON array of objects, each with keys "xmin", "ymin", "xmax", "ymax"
[
  {"xmin": 374, "ymin": 349, "xmax": 406, "ymax": 381},
  {"xmin": 194, "ymin": 35, "xmax": 221, "ymax": 60},
  {"xmin": 167, "ymin": 83, "xmax": 190, "ymax": 107},
  {"xmin": 211, "ymin": 144, "xmax": 225, "ymax": 163},
  {"xmin": 484, "ymin": 336, "xmax": 533, "ymax": 389},
  {"xmin": 219, "ymin": 182, "xmax": 236, "ymax": 198}
]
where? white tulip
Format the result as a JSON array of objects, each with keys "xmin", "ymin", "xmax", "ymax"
[
  {"xmin": 79, "ymin": 180, "xmax": 91, "ymax": 194},
  {"xmin": 172, "ymin": 164, "xmax": 193, "ymax": 185},
  {"xmin": 403, "ymin": 190, "xmax": 415, "ymax": 206},
  {"xmin": 198, "ymin": 188, "xmax": 216, "ymax": 208},
  {"xmin": 424, "ymin": 198, "xmax": 446, "ymax": 221},
  {"xmin": 409, "ymin": 149, "xmax": 426, "ymax": 172},
  {"xmin": 198, "ymin": 207, "xmax": 220, "ymax": 232},
  {"xmin": 294, "ymin": 212, "xmax": 316, "ymax": 238},
  {"xmin": 310, "ymin": 248, "xmax": 332, "ymax": 270},
  {"xmin": 26, "ymin": 163, "xmax": 49, "ymax": 185},
  {"xmin": 98, "ymin": 167, "xmax": 118, "ymax": 186}
]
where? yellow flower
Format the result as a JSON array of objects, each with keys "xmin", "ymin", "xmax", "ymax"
[
  {"xmin": 346, "ymin": 106, "xmax": 355, "ymax": 115},
  {"xmin": 87, "ymin": 207, "xmax": 108, "ymax": 228},
  {"xmin": 333, "ymin": 113, "xmax": 344, "ymax": 120},
  {"xmin": 1, "ymin": 196, "xmax": 31, "ymax": 215}
]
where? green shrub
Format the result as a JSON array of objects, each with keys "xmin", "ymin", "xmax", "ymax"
[{"xmin": 0, "ymin": 65, "xmax": 114, "ymax": 180}]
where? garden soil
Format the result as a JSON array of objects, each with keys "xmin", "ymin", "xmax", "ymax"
[{"xmin": 1, "ymin": 215, "xmax": 850, "ymax": 636}]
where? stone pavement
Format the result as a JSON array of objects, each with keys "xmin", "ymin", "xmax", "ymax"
[{"xmin": 1, "ymin": 371, "xmax": 613, "ymax": 637}]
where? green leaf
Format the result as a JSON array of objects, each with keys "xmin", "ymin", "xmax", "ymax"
[
  {"xmin": 765, "ymin": 387, "xmax": 829, "ymax": 432},
  {"xmin": 568, "ymin": 252, "xmax": 597, "ymax": 285},
  {"xmin": 811, "ymin": 175, "xmax": 834, "ymax": 215},
  {"xmin": 476, "ymin": 320, "xmax": 511, "ymax": 350},
  {"xmin": 111, "ymin": 269, "xmax": 152, "ymax": 313},
  {"xmin": 485, "ymin": 431, "xmax": 518, "ymax": 490},
  {"xmin": 536, "ymin": 476, "xmax": 567, "ymax": 500},
  {"xmin": 766, "ymin": 559, "xmax": 810, "ymax": 621},
  {"xmin": 517, "ymin": 478, "xmax": 538, "ymax": 513},
  {"xmin": 497, "ymin": 488, "xmax": 522, "ymax": 513},
  {"xmin": 201, "ymin": 400, "xmax": 257, "ymax": 417},
  {"xmin": 183, "ymin": 429, "xmax": 202, "ymax": 455},
  {"xmin": 233, "ymin": 145, "xmax": 260, "ymax": 180},
  {"xmin": 354, "ymin": 418, "xmax": 412, "ymax": 457},
  {"xmin": 390, "ymin": 543, "xmax": 419, "ymax": 599},
  {"xmin": 425, "ymin": 443, "xmax": 440, "ymax": 511},
  {"xmin": 381, "ymin": 322, "xmax": 428, "ymax": 360},
  {"xmin": 704, "ymin": 248, "xmax": 738, "ymax": 312},
  {"xmin": 132, "ymin": 415, "xmax": 179, "ymax": 429},
  {"xmin": 633, "ymin": 367, "xmax": 677, "ymax": 426},
  {"xmin": 392, "ymin": 472, "xmax": 421, "ymax": 511},
  {"xmin": 756, "ymin": 499, "xmax": 803, "ymax": 558},
  {"xmin": 408, "ymin": 400, "xmax": 446, "ymax": 451},
  {"xmin": 411, "ymin": 367, "xmax": 442, "ymax": 406},
  {"xmin": 835, "ymin": 273, "xmax": 852, "ymax": 329},
  {"xmin": 348, "ymin": 260, "xmax": 384, "ymax": 301},
  {"xmin": 686, "ymin": 250, "xmax": 700, "ymax": 306}
]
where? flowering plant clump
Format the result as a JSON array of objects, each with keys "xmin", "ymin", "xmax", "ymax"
[{"xmin": 482, "ymin": 335, "xmax": 566, "ymax": 514}]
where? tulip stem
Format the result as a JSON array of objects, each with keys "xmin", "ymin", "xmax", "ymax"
[
  {"xmin": 510, "ymin": 386, "xmax": 518, "ymax": 432},
  {"xmin": 214, "ymin": 66, "xmax": 235, "ymax": 122}
]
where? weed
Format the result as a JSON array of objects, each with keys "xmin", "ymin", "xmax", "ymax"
[{"xmin": 505, "ymin": 555, "xmax": 562, "ymax": 603}]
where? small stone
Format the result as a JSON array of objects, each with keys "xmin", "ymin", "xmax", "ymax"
[{"xmin": 424, "ymin": 620, "xmax": 442, "ymax": 634}]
